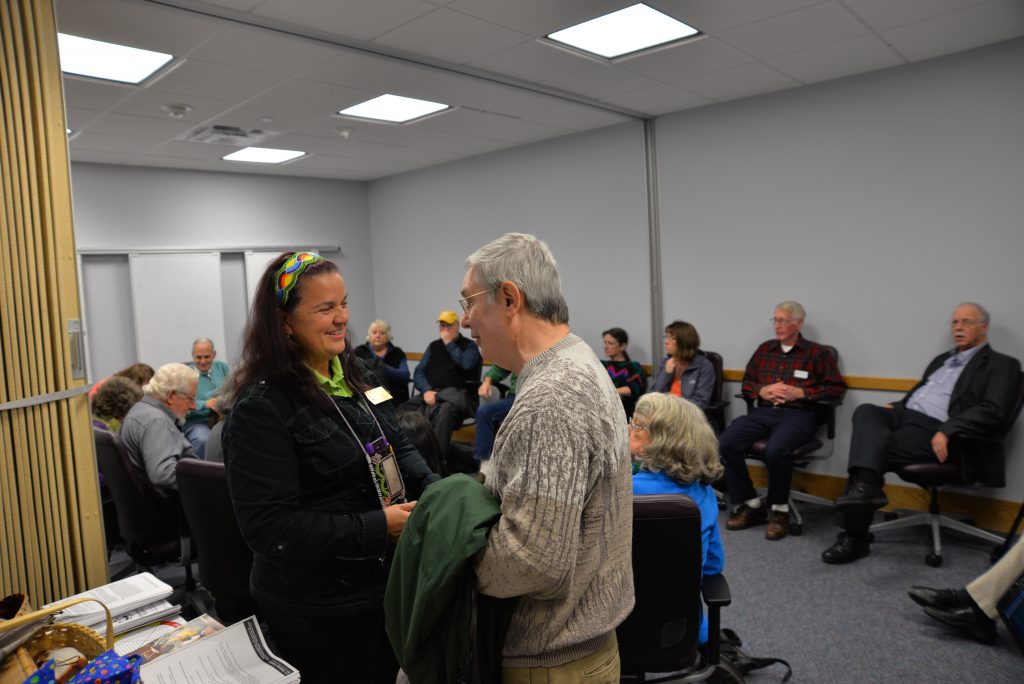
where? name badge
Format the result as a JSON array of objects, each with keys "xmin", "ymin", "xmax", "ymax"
[
  {"xmin": 793, "ymin": 370, "xmax": 809, "ymax": 379},
  {"xmin": 365, "ymin": 386, "xmax": 393, "ymax": 405}
]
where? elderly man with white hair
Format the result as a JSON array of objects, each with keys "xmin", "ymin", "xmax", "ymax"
[
  {"xmin": 720, "ymin": 301, "xmax": 847, "ymax": 541},
  {"xmin": 120, "ymin": 362, "xmax": 199, "ymax": 495}
]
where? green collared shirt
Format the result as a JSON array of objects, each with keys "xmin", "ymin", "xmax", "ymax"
[{"xmin": 309, "ymin": 356, "xmax": 353, "ymax": 398}]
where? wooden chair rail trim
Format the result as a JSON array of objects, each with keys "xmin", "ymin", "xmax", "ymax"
[{"xmin": 406, "ymin": 352, "xmax": 917, "ymax": 393}]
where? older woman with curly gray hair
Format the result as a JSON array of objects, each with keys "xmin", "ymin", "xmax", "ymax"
[
  {"xmin": 120, "ymin": 362, "xmax": 199, "ymax": 495},
  {"xmin": 630, "ymin": 392, "xmax": 724, "ymax": 646}
]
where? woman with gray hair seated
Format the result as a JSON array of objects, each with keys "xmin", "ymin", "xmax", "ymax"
[
  {"xmin": 120, "ymin": 362, "xmax": 199, "ymax": 495},
  {"xmin": 354, "ymin": 319, "xmax": 410, "ymax": 405},
  {"xmin": 630, "ymin": 392, "xmax": 725, "ymax": 646}
]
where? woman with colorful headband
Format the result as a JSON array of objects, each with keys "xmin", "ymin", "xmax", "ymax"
[{"xmin": 223, "ymin": 251, "xmax": 438, "ymax": 684}]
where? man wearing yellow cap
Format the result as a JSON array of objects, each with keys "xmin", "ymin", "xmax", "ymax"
[{"xmin": 399, "ymin": 309, "xmax": 482, "ymax": 462}]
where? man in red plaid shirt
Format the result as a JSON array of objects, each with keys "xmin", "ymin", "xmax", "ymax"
[{"xmin": 721, "ymin": 301, "xmax": 846, "ymax": 540}]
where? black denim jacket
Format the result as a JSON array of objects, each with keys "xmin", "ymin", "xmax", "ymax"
[{"xmin": 223, "ymin": 376, "xmax": 439, "ymax": 616}]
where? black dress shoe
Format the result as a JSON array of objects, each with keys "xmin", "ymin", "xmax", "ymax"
[
  {"xmin": 821, "ymin": 532, "xmax": 871, "ymax": 564},
  {"xmin": 908, "ymin": 586, "xmax": 969, "ymax": 610},
  {"xmin": 923, "ymin": 605, "xmax": 998, "ymax": 644},
  {"xmin": 834, "ymin": 481, "xmax": 888, "ymax": 511}
]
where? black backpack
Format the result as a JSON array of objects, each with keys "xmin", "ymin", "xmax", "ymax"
[{"xmin": 710, "ymin": 628, "xmax": 793, "ymax": 683}]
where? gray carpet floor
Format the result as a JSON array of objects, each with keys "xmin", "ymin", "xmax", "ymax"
[{"xmin": 717, "ymin": 502, "xmax": 1022, "ymax": 683}]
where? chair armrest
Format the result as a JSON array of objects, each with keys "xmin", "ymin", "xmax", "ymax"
[
  {"xmin": 705, "ymin": 399, "xmax": 728, "ymax": 412},
  {"xmin": 702, "ymin": 573, "xmax": 731, "ymax": 608},
  {"xmin": 701, "ymin": 574, "xmax": 731, "ymax": 667}
]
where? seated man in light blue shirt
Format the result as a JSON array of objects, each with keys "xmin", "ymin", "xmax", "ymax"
[
  {"xmin": 822, "ymin": 302, "xmax": 1021, "ymax": 564},
  {"xmin": 183, "ymin": 337, "xmax": 230, "ymax": 458}
]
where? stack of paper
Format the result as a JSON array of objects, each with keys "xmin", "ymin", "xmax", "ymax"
[{"xmin": 45, "ymin": 573, "xmax": 180, "ymax": 634}]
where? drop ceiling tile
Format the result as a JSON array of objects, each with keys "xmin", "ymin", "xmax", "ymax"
[
  {"xmin": 62, "ymin": 77, "xmax": 135, "ymax": 112},
  {"xmin": 768, "ymin": 33, "xmax": 905, "ymax": 83},
  {"xmin": 71, "ymin": 132, "xmax": 161, "ymax": 154},
  {"xmin": 188, "ymin": 25, "xmax": 342, "ymax": 76},
  {"xmin": 111, "ymin": 88, "xmax": 238, "ymax": 123},
  {"xmin": 84, "ymin": 112, "xmax": 195, "ymax": 139},
  {"xmin": 310, "ymin": 122, "xmax": 509, "ymax": 155},
  {"xmin": 415, "ymin": 107, "xmax": 569, "ymax": 142},
  {"xmin": 64, "ymin": 107, "xmax": 103, "ymax": 132},
  {"xmin": 302, "ymin": 51, "xmax": 436, "ymax": 91},
  {"xmin": 254, "ymin": 0, "xmax": 436, "ymax": 42},
  {"xmin": 193, "ymin": 0, "xmax": 265, "ymax": 11},
  {"xmin": 207, "ymin": 103, "xmax": 324, "ymax": 133},
  {"xmin": 616, "ymin": 36, "xmax": 752, "ymax": 82},
  {"xmin": 447, "ymin": 0, "xmax": 626, "ymax": 37},
  {"xmin": 373, "ymin": 8, "xmax": 531, "ymax": 64},
  {"xmin": 56, "ymin": 0, "xmax": 224, "ymax": 55},
  {"xmin": 69, "ymin": 150, "xmax": 134, "ymax": 165},
  {"xmin": 647, "ymin": 0, "xmax": 826, "ymax": 33},
  {"xmin": 150, "ymin": 140, "xmax": 248, "ymax": 161},
  {"xmin": 600, "ymin": 84, "xmax": 712, "ymax": 116},
  {"xmin": 270, "ymin": 133, "xmax": 444, "ymax": 163},
  {"xmin": 243, "ymin": 79, "xmax": 374, "ymax": 116},
  {"xmin": 673, "ymin": 61, "xmax": 800, "ymax": 101},
  {"xmin": 150, "ymin": 60, "xmax": 287, "ymax": 102},
  {"xmin": 469, "ymin": 40, "xmax": 598, "ymax": 81},
  {"xmin": 879, "ymin": 0, "xmax": 1024, "ymax": 62},
  {"xmin": 540, "ymin": 65, "xmax": 660, "ymax": 99},
  {"xmin": 717, "ymin": 2, "xmax": 869, "ymax": 60},
  {"xmin": 840, "ymin": 0, "xmax": 994, "ymax": 31},
  {"xmin": 522, "ymin": 103, "xmax": 631, "ymax": 131}
]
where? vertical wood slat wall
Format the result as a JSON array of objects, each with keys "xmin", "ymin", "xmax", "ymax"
[{"xmin": 1, "ymin": 0, "xmax": 108, "ymax": 603}]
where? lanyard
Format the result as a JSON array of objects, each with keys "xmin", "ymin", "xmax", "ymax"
[{"xmin": 324, "ymin": 391, "xmax": 406, "ymax": 506}]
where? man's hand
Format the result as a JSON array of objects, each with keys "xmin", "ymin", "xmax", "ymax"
[
  {"xmin": 759, "ymin": 382, "xmax": 805, "ymax": 404},
  {"xmin": 423, "ymin": 390, "xmax": 438, "ymax": 406},
  {"xmin": 883, "ymin": 403, "xmax": 894, "ymax": 409},
  {"xmin": 384, "ymin": 501, "xmax": 417, "ymax": 540},
  {"xmin": 931, "ymin": 431, "xmax": 949, "ymax": 462},
  {"xmin": 206, "ymin": 396, "xmax": 220, "ymax": 414},
  {"xmin": 478, "ymin": 377, "xmax": 493, "ymax": 398},
  {"xmin": 439, "ymin": 326, "xmax": 458, "ymax": 345}
]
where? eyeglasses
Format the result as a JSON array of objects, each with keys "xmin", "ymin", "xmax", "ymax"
[
  {"xmin": 175, "ymin": 391, "xmax": 196, "ymax": 404},
  {"xmin": 950, "ymin": 319, "xmax": 980, "ymax": 327},
  {"xmin": 458, "ymin": 288, "xmax": 494, "ymax": 314},
  {"xmin": 627, "ymin": 420, "xmax": 648, "ymax": 433},
  {"xmin": 770, "ymin": 318, "xmax": 795, "ymax": 326}
]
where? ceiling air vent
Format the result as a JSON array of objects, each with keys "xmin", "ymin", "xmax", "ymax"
[{"xmin": 183, "ymin": 125, "xmax": 276, "ymax": 146}]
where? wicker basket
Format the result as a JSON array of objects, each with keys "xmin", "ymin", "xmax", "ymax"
[{"xmin": 0, "ymin": 597, "xmax": 113, "ymax": 684}]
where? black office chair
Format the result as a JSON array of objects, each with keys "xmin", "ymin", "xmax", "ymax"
[
  {"xmin": 702, "ymin": 350, "xmax": 728, "ymax": 434},
  {"xmin": 736, "ymin": 345, "xmax": 842, "ymax": 535},
  {"xmin": 175, "ymin": 459, "xmax": 258, "ymax": 623},
  {"xmin": 617, "ymin": 494, "xmax": 735, "ymax": 683},
  {"xmin": 93, "ymin": 428, "xmax": 203, "ymax": 612},
  {"xmin": 870, "ymin": 370, "xmax": 1024, "ymax": 566}
]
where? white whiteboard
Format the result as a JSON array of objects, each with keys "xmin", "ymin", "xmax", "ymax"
[
  {"xmin": 244, "ymin": 250, "xmax": 283, "ymax": 309},
  {"xmin": 129, "ymin": 253, "xmax": 226, "ymax": 368}
]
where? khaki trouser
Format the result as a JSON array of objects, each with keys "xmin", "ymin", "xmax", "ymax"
[
  {"xmin": 501, "ymin": 632, "xmax": 619, "ymax": 684},
  {"xmin": 967, "ymin": 536, "xmax": 1024, "ymax": 619}
]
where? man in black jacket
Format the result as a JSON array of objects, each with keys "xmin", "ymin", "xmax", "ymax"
[
  {"xmin": 823, "ymin": 302, "xmax": 1021, "ymax": 564},
  {"xmin": 400, "ymin": 310, "xmax": 482, "ymax": 460}
]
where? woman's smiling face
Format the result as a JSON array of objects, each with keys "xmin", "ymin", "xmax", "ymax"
[{"xmin": 283, "ymin": 272, "xmax": 349, "ymax": 376}]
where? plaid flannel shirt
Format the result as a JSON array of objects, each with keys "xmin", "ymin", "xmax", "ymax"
[{"xmin": 741, "ymin": 335, "xmax": 846, "ymax": 409}]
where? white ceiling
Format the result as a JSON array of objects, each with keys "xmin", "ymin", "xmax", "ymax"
[{"xmin": 57, "ymin": 0, "xmax": 1024, "ymax": 181}]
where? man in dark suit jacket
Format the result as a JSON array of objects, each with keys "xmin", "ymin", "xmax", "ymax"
[{"xmin": 822, "ymin": 302, "xmax": 1022, "ymax": 564}]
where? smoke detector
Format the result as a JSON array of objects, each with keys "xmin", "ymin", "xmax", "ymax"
[{"xmin": 181, "ymin": 125, "xmax": 277, "ymax": 146}]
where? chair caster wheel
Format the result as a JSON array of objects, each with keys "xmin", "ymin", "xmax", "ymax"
[
  {"xmin": 926, "ymin": 553, "xmax": 943, "ymax": 567},
  {"xmin": 789, "ymin": 523, "xmax": 803, "ymax": 536},
  {"xmin": 883, "ymin": 511, "xmax": 898, "ymax": 521}
]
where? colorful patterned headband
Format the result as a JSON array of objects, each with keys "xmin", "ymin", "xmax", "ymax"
[{"xmin": 275, "ymin": 251, "xmax": 324, "ymax": 305}]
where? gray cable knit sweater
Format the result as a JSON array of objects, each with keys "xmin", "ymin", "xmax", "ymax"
[{"xmin": 475, "ymin": 333, "xmax": 634, "ymax": 668}]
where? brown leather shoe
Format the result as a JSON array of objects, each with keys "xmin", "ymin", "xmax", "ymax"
[
  {"xmin": 765, "ymin": 511, "xmax": 789, "ymax": 540},
  {"xmin": 726, "ymin": 503, "xmax": 768, "ymax": 530}
]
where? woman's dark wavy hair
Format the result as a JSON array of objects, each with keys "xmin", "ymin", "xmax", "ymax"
[
  {"xmin": 602, "ymin": 327, "xmax": 631, "ymax": 362},
  {"xmin": 92, "ymin": 376, "xmax": 143, "ymax": 422},
  {"xmin": 227, "ymin": 252, "xmax": 371, "ymax": 410}
]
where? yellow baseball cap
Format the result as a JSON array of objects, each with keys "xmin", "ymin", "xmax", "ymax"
[{"xmin": 437, "ymin": 310, "xmax": 459, "ymax": 325}]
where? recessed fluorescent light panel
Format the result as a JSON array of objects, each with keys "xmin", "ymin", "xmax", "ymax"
[
  {"xmin": 222, "ymin": 147, "xmax": 306, "ymax": 164},
  {"xmin": 547, "ymin": 3, "xmax": 699, "ymax": 59},
  {"xmin": 337, "ymin": 94, "xmax": 448, "ymax": 123},
  {"xmin": 58, "ymin": 33, "xmax": 173, "ymax": 84}
]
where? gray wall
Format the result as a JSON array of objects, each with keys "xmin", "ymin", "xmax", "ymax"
[
  {"xmin": 655, "ymin": 39, "xmax": 1024, "ymax": 495},
  {"xmin": 367, "ymin": 121, "xmax": 651, "ymax": 362},
  {"xmin": 71, "ymin": 164, "xmax": 370, "ymax": 377}
]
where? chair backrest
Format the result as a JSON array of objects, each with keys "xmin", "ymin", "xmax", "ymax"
[
  {"xmin": 944, "ymin": 369, "xmax": 1024, "ymax": 488},
  {"xmin": 174, "ymin": 459, "xmax": 253, "ymax": 605},
  {"xmin": 704, "ymin": 350, "xmax": 725, "ymax": 407},
  {"xmin": 93, "ymin": 428, "xmax": 179, "ymax": 551},
  {"xmin": 616, "ymin": 494, "xmax": 704, "ymax": 676}
]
